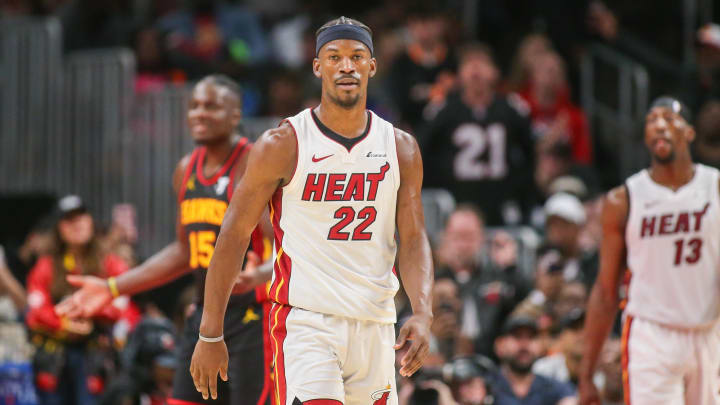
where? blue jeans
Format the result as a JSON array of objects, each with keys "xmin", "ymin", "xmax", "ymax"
[{"xmin": 37, "ymin": 346, "xmax": 97, "ymax": 405}]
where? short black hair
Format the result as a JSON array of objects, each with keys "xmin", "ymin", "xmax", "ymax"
[
  {"xmin": 197, "ymin": 74, "xmax": 242, "ymax": 107},
  {"xmin": 316, "ymin": 16, "xmax": 372, "ymax": 38},
  {"xmin": 458, "ymin": 41, "xmax": 496, "ymax": 67}
]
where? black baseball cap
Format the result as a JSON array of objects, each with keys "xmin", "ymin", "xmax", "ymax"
[{"xmin": 501, "ymin": 315, "xmax": 538, "ymax": 336}]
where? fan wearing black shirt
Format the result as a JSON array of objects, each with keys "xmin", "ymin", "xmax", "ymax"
[{"xmin": 419, "ymin": 43, "xmax": 535, "ymax": 226}]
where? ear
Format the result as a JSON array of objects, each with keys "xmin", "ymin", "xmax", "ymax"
[
  {"xmin": 685, "ymin": 126, "xmax": 696, "ymax": 143},
  {"xmin": 231, "ymin": 107, "xmax": 242, "ymax": 128},
  {"xmin": 369, "ymin": 57, "xmax": 377, "ymax": 78},
  {"xmin": 494, "ymin": 336, "xmax": 504, "ymax": 357},
  {"xmin": 313, "ymin": 58, "xmax": 321, "ymax": 79}
]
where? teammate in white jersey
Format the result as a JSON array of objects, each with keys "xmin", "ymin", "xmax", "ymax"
[
  {"xmin": 190, "ymin": 17, "xmax": 434, "ymax": 405},
  {"xmin": 579, "ymin": 96, "xmax": 720, "ymax": 405}
]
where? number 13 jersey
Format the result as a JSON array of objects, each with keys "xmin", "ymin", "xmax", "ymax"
[
  {"xmin": 269, "ymin": 108, "xmax": 401, "ymax": 324},
  {"xmin": 625, "ymin": 164, "xmax": 720, "ymax": 328}
]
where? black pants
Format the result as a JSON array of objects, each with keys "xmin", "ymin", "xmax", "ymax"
[{"xmin": 169, "ymin": 301, "xmax": 270, "ymax": 405}]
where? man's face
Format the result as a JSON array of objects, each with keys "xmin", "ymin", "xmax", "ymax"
[
  {"xmin": 408, "ymin": 16, "xmax": 445, "ymax": 46},
  {"xmin": 553, "ymin": 282, "xmax": 588, "ymax": 319},
  {"xmin": 459, "ymin": 53, "xmax": 498, "ymax": 94},
  {"xmin": 187, "ymin": 82, "xmax": 240, "ymax": 145},
  {"xmin": 644, "ymin": 106, "xmax": 694, "ymax": 164},
  {"xmin": 496, "ymin": 328, "xmax": 541, "ymax": 374},
  {"xmin": 443, "ymin": 211, "xmax": 485, "ymax": 268},
  {"xmin": 314, "ymin": 39, "xmax": 376, "ymax": 109},
  {"xmin": 545, "ymin": 216, "xmax": 581, "ymax": 254}
]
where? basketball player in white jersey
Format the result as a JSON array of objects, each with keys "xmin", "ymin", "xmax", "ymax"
[
  {"xmin": 189, "ymin": 17, "xmax": 434, "ymax": 405},
  {"xmin": 578, "ymin": 96, "xmax": 720, "ymax": 405}
]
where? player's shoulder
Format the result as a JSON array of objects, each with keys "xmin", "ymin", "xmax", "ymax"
[
  {"xmin": 256, "ymin": 121, "xmax": 297, "ymax": 151},
  {"xmin": 603, "ymin": 184, "xmax": 629, "ymax": 225},
  {"xmin": 393, "ymin": 127, "xmax": 419, "ymax": 155}
]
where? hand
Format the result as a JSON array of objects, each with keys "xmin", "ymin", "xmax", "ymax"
[
  {"xmin": 190, "ymin": 340, "xmax": 229, "ymax": 400},
  {"xmin": 490, "ymin": 231, "xmax": 518, "ymax": 269},
  {"xmin": 65, "ymin": 318, "xmax": 94, "ymax": 336},
  {"xmin": 578, "ymin": 377, "xmax": 601, "ymax": 405},
  {"xmin": 394, "ymin": 313, "xmax": 432, "ymax": 377},
  {"xmin": 231, "ymin": 251, "xmax": 264, "ymax": 295},
  {"xmin": 55, "ymin": 275, "xmax": 112, "ymax": 319}
]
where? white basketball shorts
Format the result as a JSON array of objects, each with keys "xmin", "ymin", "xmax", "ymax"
[
  {"xmin": 268, "ymin": 303, "xmax": 398, "ymax": 405},
  {"xmin": 622, "ymin": 315, "xmax": 720, "ymax": 404}
]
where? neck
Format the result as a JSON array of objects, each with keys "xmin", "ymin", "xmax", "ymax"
[
  {"xmin": 203, "ymin": 136, "xmax": 236, "ymax": 168},
  {"xmin": 534, "ymin": 86, "xmax": 556, "ymax": 108},
  {"xmin": 462, "ymin": 87, "xmax": 493, "ymax": 110},
  {"xmin": 649, "ymin": 153, "xmax": 695, "ymax": 189},
  {"xmin": 66, "ymin": 245, "xmax": 85, "ymax": 257},
  {"xmin": 315, "ymin": 99, "xmax": 368, "ymax": 139},
  {"xmin": 502, "ymin": 365, "xmax": 535, "ymax": 397}
]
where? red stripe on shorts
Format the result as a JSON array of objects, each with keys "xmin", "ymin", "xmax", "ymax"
[
  {"xmin": 270, "ymin": 304, "xmax": 292, "ymax": 405},
  {"xmin": 621, "ymin": 314, "xmax": 634, "ymax": 405}
]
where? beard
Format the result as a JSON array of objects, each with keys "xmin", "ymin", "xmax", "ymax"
[
  {"xmin": 328, "ymin": 91, "xmax": 361, "ymax": 109},
  {"xmin": 503, "ymin": 352, "xmax": 535, "ymax": 375},
  {"xmin": 653, "ymin": 150, "xmax": 676, "ymax": 164}
]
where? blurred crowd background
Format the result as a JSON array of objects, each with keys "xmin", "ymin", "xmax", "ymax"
[{"xmin": 0, "ymin": 0, "xmax": 719, "ymax": 404}]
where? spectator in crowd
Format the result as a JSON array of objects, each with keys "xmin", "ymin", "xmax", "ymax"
[
  {"xmin": 25, "ymin": 195, "xmax": 139, "ymax": 405},
  {"xmin": 543, "ymin": 193, "xmax": 597, "ymax": 285},
  {"xmin": 513, "ymin": 245, "xmax": 565, "ymax": 321},
  {"xmin": 551, "ymin": 282, "xmax": 588, "ymax": 323},
  {"xmin": 428, "ymin": 278, "xmax": 464, "ymax": 364},
  {"xmin": 102, "ymin": 204, "xmax": 139, "ymax": 268},
  {"xmin": 519, "ymin": 51, "xmax": 592, "ymax": 165},
  {"xmin": 491, "ymin": 316, "xmax": 576, "ymax": 405},
  {"xmin": 436, "ymin": 206, "xmax": 530, "ymax": 357},
  {"xmin": 4, "ymin": 218, "xmax": 55, "ymax": 288},
  {"xmin": 156, "ymin": 0, "xmax": 269, "ymax": 79},
  {"xmin": 596, "ymin": 339, "xmax": 623, "ymax": 405},
  {"xmin": 0, "ymin": 245, "xmax": 38, "ymax": 405},
  {"xmin": 505, "ymin": 34, "xmax": 553, "ymax": 93},
  {"xmin": 387, "ymin": 3, "xmax": 456, "ymax": 130},
  {"xmin": 435, "ymin": 205, "xmax": 487, "ymax": 290},
  {"xmin": 692, "ymin": 99, "xmax": 720, "ymax": 169},
  {"xmin": 420, "ymin": 43, "xmax": 535, "ymax": 226},
  {"xmin": 99, "ymin": 315, "xmax": 177, "ymax": 405},
  {"xmin": 533, "ymin": 309, "xmax": 586, "ymax": 388}
]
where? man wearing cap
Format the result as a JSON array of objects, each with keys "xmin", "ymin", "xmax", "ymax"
[
  {"xmin": 190, "ymin": 17, "xmax": 434, "ymax": 405},
  {"xmin": 580, "ymin": 97, "xmax": 720, "ymax": 404},
  {"xmin": 491, "ymin": 316, "xmax": 576, "ymax": 405},
  {"xmin": 544, "ymin": 192, "xmax": 598, "ymax": 286}
]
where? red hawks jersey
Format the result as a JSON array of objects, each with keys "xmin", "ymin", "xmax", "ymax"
[
  {"xmin": 268, "ymin": 108, "xmax": 401, "ymax": 323},
  {"xmin": 625, "ymin": 164, "xmax": 720, "ymax": 328}
]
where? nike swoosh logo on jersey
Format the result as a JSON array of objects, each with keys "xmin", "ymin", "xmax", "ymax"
[
  {"xmin": 644, "ymin": 201, "xmax": 661, "ymax": 208},
  {"xmin": 312, "ymin": 154, "xmax": 333, "ymax": 162}
]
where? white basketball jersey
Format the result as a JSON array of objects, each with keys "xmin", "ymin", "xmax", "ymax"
[
  {"xmin": 625, "ymin": 164, "xmax": 720, "ymax": 328},
  {"xmin": 267, "ymin": 108, "xmax": 400, "ymax": 323}
]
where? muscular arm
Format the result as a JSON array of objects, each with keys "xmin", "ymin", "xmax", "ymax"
[
  {"xmin": 199, "ymin": 125, "xmax": 296, "ymax": 337},
  {"xmin": 395, "ymin": 129, "xmax": 434, "ymax": 319},
  {"xmin": 394, "ymin": 129, "xmax": 434, "ymax": 377},
  {"xmin": 579, "ymin": 186, "xmax": 627, "ymax": 389},
  {"xmin": 114, "ymin": 156, "xmax": 193, "ymax": 295}
]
